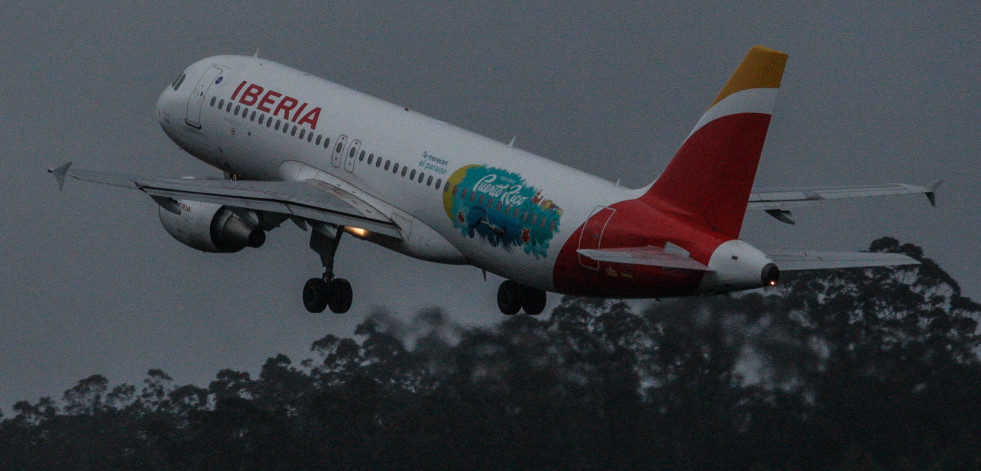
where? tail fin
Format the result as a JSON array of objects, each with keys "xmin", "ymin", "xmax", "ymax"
[{"xmin": 641, "ymin": 46, "xmax": 787, "ymax": 238}]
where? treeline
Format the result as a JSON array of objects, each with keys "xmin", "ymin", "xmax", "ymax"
[{"xmin": 1, "ymin": 238, "xmax": 979, "ymax": 470}]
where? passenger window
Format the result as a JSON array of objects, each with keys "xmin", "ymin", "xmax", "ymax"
[
  {"xmin": 299, "ymin": 129, "xmax": 306, "ymax": 139},
  {"xmin": 427, "ymin": 175, "xmax": 433, "ymax": 186},
  {"xmin": 291, "ymin": 126, "xmax": 297, "ymax": 136},
  {"xmin": 315, "ymin": 135, "xmax": 322, "ymax": 145},
  {"xmin": 284, "ymin": 124, "xmax": 290, "ymax": 134},
  {"xmin": 384, "ymin": 160, "xmax": 390, "ymax": 170},
  {"xmin": 393, "ymin": 163, "xmax": 399, "ymax": 173},
  {"xmin": 307, "ymin": 133, "xmax": 313, "ymax": 142},
  {"xmin": 531, "ymin": 215, "xmax": 538, "ymax": 225},
  {"xmin": 367, "ymin": 154, "xmax": 374, "ymax": 164},
  {"xmin": 410, "ymin": 169, "xmax": 416, "ymax": 180},
  {"xmin": 376, "ymin": 157, "xmax": 382, "ymax": 167},
  {"xmin": 436, "ymin": 178, "xmax": 443, "ymax": 190},
  {"xmin": 258, "ymin": 115, "xmax": 264, "ymax": 125},
  {"xmin": 349, "ymin": 147, "xmax": 356, "ymax": 158},
  {"xmin": 478, "ymin": 194, "xmax": 486, "ymax": 205},
  {"xmin": 250, "ymin": 111, "xmax": 256, "ymax": 121},
  {"xmin": 218, "ymin": 99, "xmax": 224, "ymax": 109},
  {"xmin": 495, "ymin": 201, "xmax": 502, "ymax": 211},
  {"xmin": 226, "ymin": 102, "xmax": 232, "ymax": 112},
  {"xmin": 335, "ymin": 142, "xmax": 343, "ymax": 153},
  {"xmin": 234, "ymin": 105, "xmax": 241, "ymax": 115},
  {"xmin": 275, "ymin": 120, "xmax": 281, "ymax": 131},
  {"xmin": 549, "ymin": 220, "xmax": 556, "ymax": 231},
  {"xmin": 210, "ymin": 96, "xmax": 216, "ymax": 107},
  {"xmin": 401, "ymin": 166, "xmax": 407, "ymax": 177},
  {"xmin": 323, "ymin": 137, "xmax": 330, "ymax": 148},
  {"xmin": 359, "ymin": 150, "xmax": 366, "ymax": 161}
]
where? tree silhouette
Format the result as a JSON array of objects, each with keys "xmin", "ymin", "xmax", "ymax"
[{"xmin": 1, "ymin": 238, "xmax": 978, "ymax": 470}]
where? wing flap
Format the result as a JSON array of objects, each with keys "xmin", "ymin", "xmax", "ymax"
[
  {"xmin": 766, "ymin": 250, "xmax": 919, "ymax": 271},
  {"xmin": 577, "ymin": 245, "xmax": 710, "ymax": 271}
]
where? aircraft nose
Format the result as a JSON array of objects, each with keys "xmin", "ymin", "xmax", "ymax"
[
  {"xmin": 157, "ymin": 86, "xmax": 174, "ymax": 128},
  {"xmin": 157, "ymin": 70, "xmax": 190, "ymax": 132}
]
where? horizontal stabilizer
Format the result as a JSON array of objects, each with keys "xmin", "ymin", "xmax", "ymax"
[
  {"xmin": 766, "ymin": 250, "xmax": 919, "ymax": 271},
  {"xmin": 577, "ymin": 245, "xmax": 710, "ymax": 271}
]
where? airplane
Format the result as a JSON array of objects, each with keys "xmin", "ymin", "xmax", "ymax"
[{"xmin": 50, "ymin": 46, "xmax": 939, "ymax": 316}]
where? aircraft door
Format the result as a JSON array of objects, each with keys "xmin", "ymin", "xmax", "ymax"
[
  {"xmin": 577, "ymin": 206, "xmax": 615, "ymax": 269},
  {"xmin": 345, "ymin": 140, "xmax": 361, "ymax": 172},
  {"xmin": 331, "ymin": 135, "xmax": 348, "ymax": 168},
  {"xmin": 185, "ymin": 66, "xmax": 224, "ymax": 129}
]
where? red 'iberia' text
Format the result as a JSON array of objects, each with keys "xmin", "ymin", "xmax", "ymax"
[{"xmin": 230, "ymin": 81, "xmax": 322, "ymax": 130}]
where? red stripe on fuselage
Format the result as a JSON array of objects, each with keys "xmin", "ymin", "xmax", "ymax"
[{"xmin": 552, "ymin": 199, "xmax": 730, "ymax": 298}]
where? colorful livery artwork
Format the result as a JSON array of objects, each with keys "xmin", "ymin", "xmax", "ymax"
[{"xmin": 443, "ymin": 165, "xmax": 562, "ymax": 258}]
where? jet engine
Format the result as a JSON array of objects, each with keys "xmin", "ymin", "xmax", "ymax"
[{"xmin": 158, "ymin": 200, "xmax": 265, "ymax": 253}]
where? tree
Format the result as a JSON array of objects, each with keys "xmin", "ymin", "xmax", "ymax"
[{"xmin": 1, "ymin": 238, "xmax": 977, "ymax": 470}]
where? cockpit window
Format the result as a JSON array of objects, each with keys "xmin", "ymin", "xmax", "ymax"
[{"xmin": 171, "ymin": 73, "xmax": 186, "ymax": 91}]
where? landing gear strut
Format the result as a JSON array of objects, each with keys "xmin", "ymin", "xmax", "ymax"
[
  {"xmin": 303, "ymin": 226, "xmax": 353, "ymax": 314},
  {"xmin": 497, "ymin": 280, "xmax": 547, "ymax": 316}
]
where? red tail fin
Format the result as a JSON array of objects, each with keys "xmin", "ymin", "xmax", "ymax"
[{"xmin": 641, "ymin": 46, "xmax": 787, "ymax": 238}]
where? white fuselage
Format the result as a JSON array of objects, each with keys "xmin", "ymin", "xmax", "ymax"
[{"xmin": 156, "ymin": 55, "xmax": 632, "ymax": 292}]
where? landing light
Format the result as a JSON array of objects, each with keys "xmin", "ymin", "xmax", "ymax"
[{"xmin": 345, "ymin": 227, "xmax": 368, "ymax": 238}]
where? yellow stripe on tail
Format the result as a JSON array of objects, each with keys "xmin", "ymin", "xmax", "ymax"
[{"xmin": 710, "ymin": 46, "xmax": 787, "ymax": 108}]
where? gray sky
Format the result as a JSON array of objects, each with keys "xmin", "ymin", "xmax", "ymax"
[{"xmin": 2, "ymin": 1, "xmax": 977, "ymax": 411}]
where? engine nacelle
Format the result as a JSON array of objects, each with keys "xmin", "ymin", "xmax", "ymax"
[{"xmin": 158, "ymin": 200, "xmax": 265, "ymax": 253}]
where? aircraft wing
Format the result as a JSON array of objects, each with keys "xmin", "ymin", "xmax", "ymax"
[
  {"xmin": 48, "ymin": 162, "xmax": 403, "ymax": 239},
  {"xmin": 765, "ymin": 250, "xmax": 919, "ymax": 271},
  {"xmin": 577, "ymin": 245, "xmax": 710, "ymax": 270},
  {"xmin": 748, "ymin": 181, "xmax": 941, "ymax": 224},
  {"xmin": 577, "ymin": 244, "xmax": 919, "ymax": 272}
]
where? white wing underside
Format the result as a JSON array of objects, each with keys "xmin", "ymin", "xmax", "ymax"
[{"xmin": 49, "ymin": 163, "xmax": 403, "ymax": 239}]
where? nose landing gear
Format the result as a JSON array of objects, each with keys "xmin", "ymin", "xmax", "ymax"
[
  {"xmin": 303, "ymin": 226, "xmax": 353, "ymax": 314},
  {"xmin": 497, "ymin": 280, "xmax": 547, "ymax": 316}
]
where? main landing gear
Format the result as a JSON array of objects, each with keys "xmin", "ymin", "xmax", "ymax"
[
  {"xmin": 497, "ymin": 280, "xmax": 547, "ymax": 316},
  {"xmin": 303, "ymin": 227, "xmax": 353, "ymax": 314}
]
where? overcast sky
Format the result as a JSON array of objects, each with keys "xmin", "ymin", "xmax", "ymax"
[{"xmin": 1, "ymin": 1, "xmax": 977, "ymax": 411}]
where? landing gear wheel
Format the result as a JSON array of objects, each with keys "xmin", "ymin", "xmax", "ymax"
[
  {"xmin": 326, "ymin": 278, "xmax": 353, "ymax": 314},
  {"xmin": 497, "ymin": 280, "xmax": 522, "ymax": 315},
  {"xmin": 303, "ymin": 278, "xmax": 329, "ymax": 313},
  {"xmin": 521, "ymin": 289, "xmax": 547, "ymax": 315}
]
